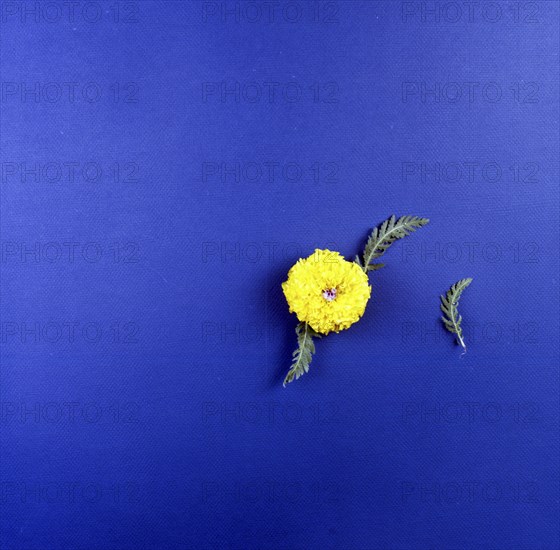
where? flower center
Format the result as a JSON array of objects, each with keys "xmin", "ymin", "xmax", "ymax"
[{"xmin": 322, "ymin": 287, "xmax": 337, "ymax": 302}]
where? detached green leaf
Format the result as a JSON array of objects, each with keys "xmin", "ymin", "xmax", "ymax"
[
  {"xmin": 283, "ymin": 322, "xmax": 320, "ymax": 387},
  {"xmin": 362, "ymin": 215, "xmax": 429, "ymax": 272},
  {"xmin": 440, "ymin": 278, "xmax": 473, "ymax": 353}
]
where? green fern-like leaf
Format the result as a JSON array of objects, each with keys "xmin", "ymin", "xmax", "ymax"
[
  {"xmin": 283, "ymin": 322, "xmax": 320, "ymax": 387},
  {"xmin": 362, "ymin": 215, "xmax": 429, "ymax": 272},
  {"xmin": 440, "ymin": 278, "xmax": 473, "ymax": 352}
]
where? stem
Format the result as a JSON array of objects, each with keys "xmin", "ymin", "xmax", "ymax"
[{"xmin": 457, "ymin": 333, "xmax": 467, "ymax": 354}]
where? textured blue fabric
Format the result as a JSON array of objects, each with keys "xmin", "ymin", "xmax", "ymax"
[{"xmin": 1, "ymin": 1, "xmax": 559, "ymax": 549}]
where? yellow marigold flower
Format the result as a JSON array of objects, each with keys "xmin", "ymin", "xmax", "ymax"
[{"xmin": 282, "ymin": 249, "xmax": 371, "ymax": 335}]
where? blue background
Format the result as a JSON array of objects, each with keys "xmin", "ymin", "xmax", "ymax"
[{"xmin": 1, "ymin": 1, "xmax": 559, "ymax": 549}]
